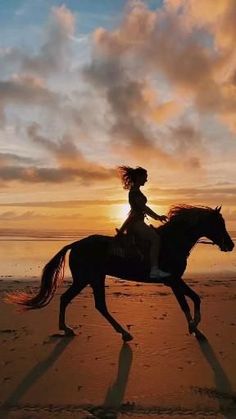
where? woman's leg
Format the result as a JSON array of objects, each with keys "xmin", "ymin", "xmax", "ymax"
[
  {"xmin": 131, "ymin": 221, "xmax": 170, "ymax": 278},
  {"xmin": 150, "ymin": 232, "xmax": 160, "ymax": 267}
]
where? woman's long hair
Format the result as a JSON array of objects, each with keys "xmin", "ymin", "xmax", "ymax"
[{"xmin": 118, "ymin": 166, "xmax": 147, "ymax": 189}]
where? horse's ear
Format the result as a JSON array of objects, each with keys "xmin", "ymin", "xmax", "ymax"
[{"xmin": 215, "ymin": 205, "xmax": 222, "ymax": 213}]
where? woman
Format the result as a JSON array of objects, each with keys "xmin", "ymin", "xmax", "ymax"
[{"xmin": 117, "ymin": 166, "xmax": 170, "ymax": 280}]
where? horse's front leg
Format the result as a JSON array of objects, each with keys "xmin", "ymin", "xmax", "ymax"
[
  {"xmin": 170, "ymin": 282, "xmax": 195, "ymax": 334},
  {"xmin": 178, "ymin": 278, "xmax": 201, "ymax": 329}
]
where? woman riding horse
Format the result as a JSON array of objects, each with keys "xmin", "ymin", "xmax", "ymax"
[
  {"xmin": 6, "ymin": 200, "xmax": 234, "ymax": 340},
  {"xmin": 117, "ymin": 166, "xmax": 170, "ymax": 280}
]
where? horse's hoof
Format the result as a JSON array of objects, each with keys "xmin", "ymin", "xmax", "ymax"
[
  {"xmin": 65, "ymin": 328, "xmax": 76, "ymax": 336},
  {"xmin": 122, "ymin": 332, "xmax": 133, "ymax": 342},
  {"xmin": 59, "ymin": 326, "xmax": 76, "ymax": 336},
  {"xmin": 194, "ymin": 329, "xmax": 207, "ymax": 341}
]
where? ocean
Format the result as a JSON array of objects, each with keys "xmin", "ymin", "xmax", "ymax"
[{"xmin": 0, "ymin": 233, "xmax": 235, "ymax": 280}]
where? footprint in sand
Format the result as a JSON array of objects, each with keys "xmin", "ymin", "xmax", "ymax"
[{"xmin": 0, "ymin": 329, "xmax": 17, "ymax": 334}]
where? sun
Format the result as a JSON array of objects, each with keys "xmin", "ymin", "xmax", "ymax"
[{"xmin": 110, "ymin": 203, "xmax": 130, "ymax": 223}]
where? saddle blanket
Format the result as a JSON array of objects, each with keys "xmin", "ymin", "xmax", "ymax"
[{"xmin": 109, "ymin": 234, "xmax": 146, "ymax": 260}]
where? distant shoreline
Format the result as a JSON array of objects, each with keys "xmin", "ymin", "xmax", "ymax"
[
  {"xmin": 0, "ymin": 233, "xmax": 235, "ymax": 241},
  {"xmin": 0, "ymin": 231, "xmax": 112, "ymax": 241}
]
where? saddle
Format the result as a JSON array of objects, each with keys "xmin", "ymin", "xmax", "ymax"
[{"xmin": 109, "ymin": 229, "xmax": 147, "ymax": 260}]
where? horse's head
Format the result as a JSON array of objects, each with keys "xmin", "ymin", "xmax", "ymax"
[
  {"xmin": 202, "ymin": 206, "xmax": 234, "ymax": 252},
  {"xmin": 167, "ymin": 204, "xmax": 234, "ymax": 252}
]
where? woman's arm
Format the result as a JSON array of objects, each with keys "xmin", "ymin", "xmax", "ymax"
[
  {"xmin": 144, "ymin": 205, "xmax": 160, "ymax": 219},
  {"xmin": 130, "ymin": 190, "xmax": 167, "ymax": 221},
  {"xmin": 144, "ymin": 205, "xmax": 168, "ymax": 221}
]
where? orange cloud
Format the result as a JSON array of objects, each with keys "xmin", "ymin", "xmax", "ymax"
[
  {"xmin": 0, "ymin": 124, "xmax": 115, "ymax": 185},
  {"xmin": 0, "ymin": 165, "xmax": 115, "ymax": 184},
  {"xmin": 91, "ymin": 0, "xmax": 236, "ymax": 135},
  {"xmin": 27, "ymin": 122, "xmax": 116, "ymax": 176},
  {"xmin": 0, "ymin": 1, "xmax": 235, "ymax": 197}
]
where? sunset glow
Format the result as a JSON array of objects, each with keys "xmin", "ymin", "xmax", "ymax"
[
  {"xmin": 0, "ymin": 0, "xmax": 236, "ymax": 236},
  {"xmin": 110, "ymin": 203, "xmax": 131, "ymax": 224}
]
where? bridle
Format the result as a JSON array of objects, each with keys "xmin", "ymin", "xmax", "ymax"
[{"xmin": 198, "ymin": 235, "xmax": 229, "ymax": 250}]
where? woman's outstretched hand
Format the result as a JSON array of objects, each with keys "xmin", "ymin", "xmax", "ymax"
[{"xmin": 158, "ymin": 215, "xmax": 168, "ymax": 223}]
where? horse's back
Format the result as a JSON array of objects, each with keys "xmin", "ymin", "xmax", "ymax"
[
  {"xmin": 69, "ymin": 230, "xmax": 186, "ymax": 281},
  {"xmin": 69, "ymin": 234, "xmax": 113, "ymax": 266}
]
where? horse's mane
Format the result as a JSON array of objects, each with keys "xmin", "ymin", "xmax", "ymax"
[{"xmin": 167, "ymin": 204, "xmax": 214, "ymax": 225}]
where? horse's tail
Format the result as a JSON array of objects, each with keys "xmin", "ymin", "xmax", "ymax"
[{"xmin": 5, "ymin": 244, "xmax": 72, "ymax": 310}]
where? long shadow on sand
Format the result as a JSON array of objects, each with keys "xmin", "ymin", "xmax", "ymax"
[
  {"xmin": 89, "ymin": 343, "xmax": 133, "ymax": 418},
  {"xmin": 104, "ymin": 343, "xmax": 133, "ymax": 407},
  {"xmin": 1, "ymin": 335, "xmax": 74, "ymax": 418},
  {"xmin": 195, "ymin": 330, "xmax": 236, "ymax": 418}
]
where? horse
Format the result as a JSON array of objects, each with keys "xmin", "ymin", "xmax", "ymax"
[{"xmin": 6, "ymin": 205, "xmax": 234, "ymax": 341}]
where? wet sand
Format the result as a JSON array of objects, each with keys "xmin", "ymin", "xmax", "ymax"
[{"xmin": 1, "ymin": 276, "xmax": 236, "ymax": 418}]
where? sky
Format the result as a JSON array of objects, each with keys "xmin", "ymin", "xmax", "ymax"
[{"xmin": 0, "ymin": 0, "xmax": 236, "ymax": 235}]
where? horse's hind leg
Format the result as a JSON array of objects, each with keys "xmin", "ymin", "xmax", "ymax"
[
  {"xmin": 59, "ymin": 269, "xmax": 88, "ymax": 336},
  {"xmin": 91, "ymin": 275, "xmax": 133, "ymax": 342}
]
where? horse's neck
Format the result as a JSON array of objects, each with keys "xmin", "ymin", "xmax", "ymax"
[
  {"xmin": 165, "ymin": 223, "xmax": 201, "ymax": 257},
  {"xmin": 184, "ymin": 232, "xmax": 202, "ymax": 255}
]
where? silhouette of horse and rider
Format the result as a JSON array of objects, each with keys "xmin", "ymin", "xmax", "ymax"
[{"xmin": 7, "ymin": 166, "xmax": 234, "ymax": 341}]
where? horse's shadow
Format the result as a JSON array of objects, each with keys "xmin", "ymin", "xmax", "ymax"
[
  {"xmin": 88, "ymin": 342, "xmax": 133, "ymax": 418},
  {"xmin": 1, "ymin": 335, "xmax": 133, "ymax": 419},
  {"xmin": 195, "ymin": 330, "xmax": 236, "ymax": 418},
  {"xmin": 1, "ymin": 335, "xmax": 74, "ymax": 417},
  {"xmin": 5, "ymin": 329, "xmax": 235, "ymax": 418},
  {"xmin": 104, "ymin": 343, "xmax": 133, "ymax": 407}
]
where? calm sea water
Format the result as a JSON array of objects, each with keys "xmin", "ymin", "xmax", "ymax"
[{"xmin": 0, "ymin": 234, "xmax": 235, "ymax": 280}]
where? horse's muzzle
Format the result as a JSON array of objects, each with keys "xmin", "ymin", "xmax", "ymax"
[{"xmin": 219, "ymin": 239, "xmax": 234, "ymax": 252}]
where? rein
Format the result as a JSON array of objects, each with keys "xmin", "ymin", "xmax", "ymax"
[{"xmin": 197, "ymin": 239, "xmax": 215, "ymax": 245}]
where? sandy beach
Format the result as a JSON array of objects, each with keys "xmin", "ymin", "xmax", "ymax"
[
  {"xmin": 1, "ymin": 273, "xmax": 236, "ymax": 419},
  {"xmin": 2, "ymin": 0, "xmax": 236, "ymax": 417}
]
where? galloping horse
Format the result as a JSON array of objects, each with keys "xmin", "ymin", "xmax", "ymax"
[{"xmin": 7, "ymin": 205, "xmax": 234, "ymax": 341}]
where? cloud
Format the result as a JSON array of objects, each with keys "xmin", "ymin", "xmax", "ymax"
[
  {"xmin": 83, "ymin": 51, "xmax": 187, "ymax": 167},
  {"xmin": 84, "ymin": 51, "xmax": 206, "ymax": 168},
  {"xmin": 0, "ymin": 1, "xmax": 235, "ymax": 196},
  {"xmin": 0, "ymin": 199, "xmax": 125, "ymax": 208},
  {"xmin": 0, "ymin": 5, "xmax": 76, "ymax": 125},
  {"xmin": 0, "ymin": 210, "xmax": 37, "ymax": 221},
  {"xmin": 0, "ymin": 152, "xmax": 37, "ymax": 166},
  {"xmin": 22, "ymin": 5, "xmax": 75, "ymax": 77},
  {"xmin": 26, "ymin": 122, "xmax": 116, "ymax": 181},
  {"xmin": 27, "ymin": 122, "xmax": 85, "ymax": 168},
  {"xmin": 87, "ymin": 0, "xmax": 236, "ymax": 138},
  {"xmin": 150, "ymin": 183, "xmax": 236, "ymax": 206},
  {"xmin": 0, "ymin": 165, "xmax": 114, "ymax": 184},
  {"xmin": 168, "ymin": 124, "xmax": 205, "ymax": 168},
  {"xmin": 0, "ymin": 74, "xmax": 60, "ymax": 125},
  {"xmin": 92, "ymin": 2, "xmax": 213, "ymax": 89},
  {"xmin": 166, "ymin": 0, "xmax": 236, "ymax": 51},
  {"xmin": 82, "ymin": 2, "xmax": 216, "ymax": 168},
  {"xmin": 0, "ymin": 122, "xmax": 115, "ymax": 184},
  {"xmin": 0, "ymin": 5, "xmax": 75, "ymax": 78}
]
